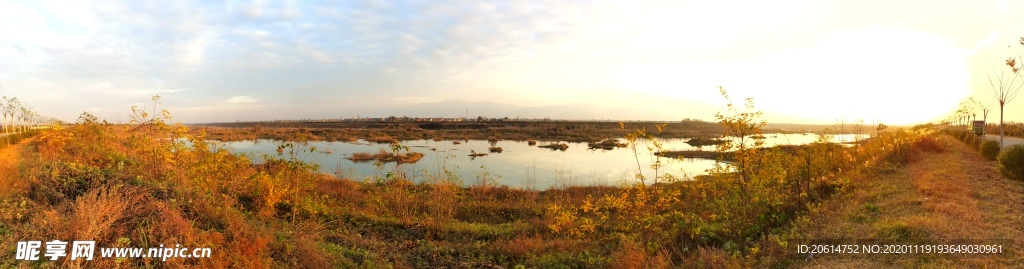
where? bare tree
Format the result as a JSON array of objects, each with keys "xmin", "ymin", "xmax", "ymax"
[
  {"xmin": 966, "ymin": 97, "xmax": 980, "ymax": 123},
  {"xmin": 0, "ymin": 86, "xmax": 4, "ymax": 134},
  {"xmin": 18, "ymin": 106, "xmax": 30, "ymax": 132},
  {"xmin": 0, "ymin": 96, "xmax": 6, "ymax": 134},
  {"xmin": 959, "ymin": 99, "xmax": 971, "ymax": 129},
  {"xmin": 4, "ymin": 97, "xmax": 17, "ymax": 134},
  {"xmin": 989, "ymin": 38, "xmax": 1024, "ymax": 147},
  {"xmin": 15, "ymin": 102, "xmax": 25, "ymax": 132},
  {"xmin": 0, "ymin": 90, "xmax": 54, "ymax": 132},
  {"xmin": 954, "ymin": 107, "xmax": 967, "ymax": 129},
  {"xmin": 14, "ymin": 103, "xmax": 23, "ymax": 133},
  {"xmin": 981, "ymin": 100, "xmax": 991, "ymax": 122}
]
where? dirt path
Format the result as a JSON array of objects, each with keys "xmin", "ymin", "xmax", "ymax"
[
  {"xmin": 0, "ymin": 139, "xmax": 32, "ymax": 197},
  {"xmin": 956, "ymin": 135, "xmax": 1024, "ymax": 265},
  {"xmin": 792, "ymin": 135, "xmax": 1024, "ymax": 268}
]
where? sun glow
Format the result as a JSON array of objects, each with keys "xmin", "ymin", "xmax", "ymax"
[{"xmin": 616, "ymin": 27, "xmax": 971, "ymax": 125}]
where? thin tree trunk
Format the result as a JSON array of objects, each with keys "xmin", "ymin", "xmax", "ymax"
[{"xmin": 1001, "ymin": 104, "xmax": 1005, "ymax": 149}]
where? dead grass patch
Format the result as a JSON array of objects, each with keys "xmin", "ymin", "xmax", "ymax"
[
  {"xmin": 347, "ymin": 149, "xmax": 425, "ymax": 164},
  {"xmin": 538, "ymin": 143, "xmax": 569, "ymax": 150},
  {"xmin": 369, "ymin": 135, "xmax": 398, "ymax": 144}
]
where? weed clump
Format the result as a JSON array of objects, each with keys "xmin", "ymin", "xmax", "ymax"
[
  {"xmin": 469, "ymin": 150, "xmax": 488, "ymax": 157},
  {"xmin": 347, "ymin": 149, "xmax": 425, "ymax": 164},
  {"xmin": 685, "ymin": 137, "xmax": 725, "ymax": 147},
  {"xmin": 911, "ymin": 136, "xmax": 944, "ymax": 153},
  {"xmin": 538, "ymin": 143, "xmax": 569, "ymax": 151},
  {"xmin": 998, "ymin": 144, "xmax": 1024, "ymax": 181},
  {"xmin": 587, "ymin": 139, "xmax": 626, "ymax": 150},
  {"xmin": 955, "ymin": 130, "xmax": 970, "ymax": 141},
  {"xmin": 370, "ymin": 135, "xmax": 398, "ymax": 144}
]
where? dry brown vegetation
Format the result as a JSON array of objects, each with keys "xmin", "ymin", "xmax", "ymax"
[
  {"xmin": 684, "ymin": 137, "xmax": 726, "ymax": 147},
  {"xmin": 654, "ymin": 150, "xmax": 730, "ymax": 160},
  {"xmin": 347, "ymin": 149, "xmax": 425, "ymax": 164},
  {"xmin": 587, "ymin": 139, "xmax": 627, "ymax": 150},
  {"xmin": 538, "ymin": 143, "xmax": 569, "ymax": 150},
  {"xmin": 368, "ymin": 135, "xmax": 398, "ymax": 144},
  {"xmin": 468, "ymin": 150, "xmax": 488, "ymax": 157}
]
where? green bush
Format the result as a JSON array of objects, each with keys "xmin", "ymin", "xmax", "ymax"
[
  {"xmin": 981, "ymin": 140, "xmax": 1001, "ymax": 161},
  {"xmin": 998, "ymin": 144, "xmax": 1024, "ymax": 181}
]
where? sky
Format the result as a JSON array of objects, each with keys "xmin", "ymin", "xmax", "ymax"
[{"xmin": 1, "ymin": 0, "xmax": 1023, "ymax": 125}]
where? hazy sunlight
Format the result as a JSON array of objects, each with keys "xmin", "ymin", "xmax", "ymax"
[{"xmin": 616, "ymin": 26, "xmax": 971, "ymax": 125}]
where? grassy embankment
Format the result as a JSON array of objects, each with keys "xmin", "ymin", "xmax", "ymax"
[
  {"xmin": 784, "ymin": 133, "xmax": 1024, "ymax": 268},
  {"xmin": 0, "ymin": 100, "xmax": 943, "ymax": 268},
  {"xmin": 0, "ymin": 130, "xmax": 38, "ymax": 149}
]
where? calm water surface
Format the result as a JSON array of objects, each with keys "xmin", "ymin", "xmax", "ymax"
[{"xmin": 212, "ymin": 133, "xmax": 866, "ymax": 190}]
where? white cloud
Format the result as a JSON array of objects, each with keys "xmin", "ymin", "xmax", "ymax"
[
  {"xmin": 178, "ymin": 32, "xmax": 211, "ymax": 68},
  {"xmin": 226, "ymin": 95, "xmax": 258, "ymax": 104}
]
